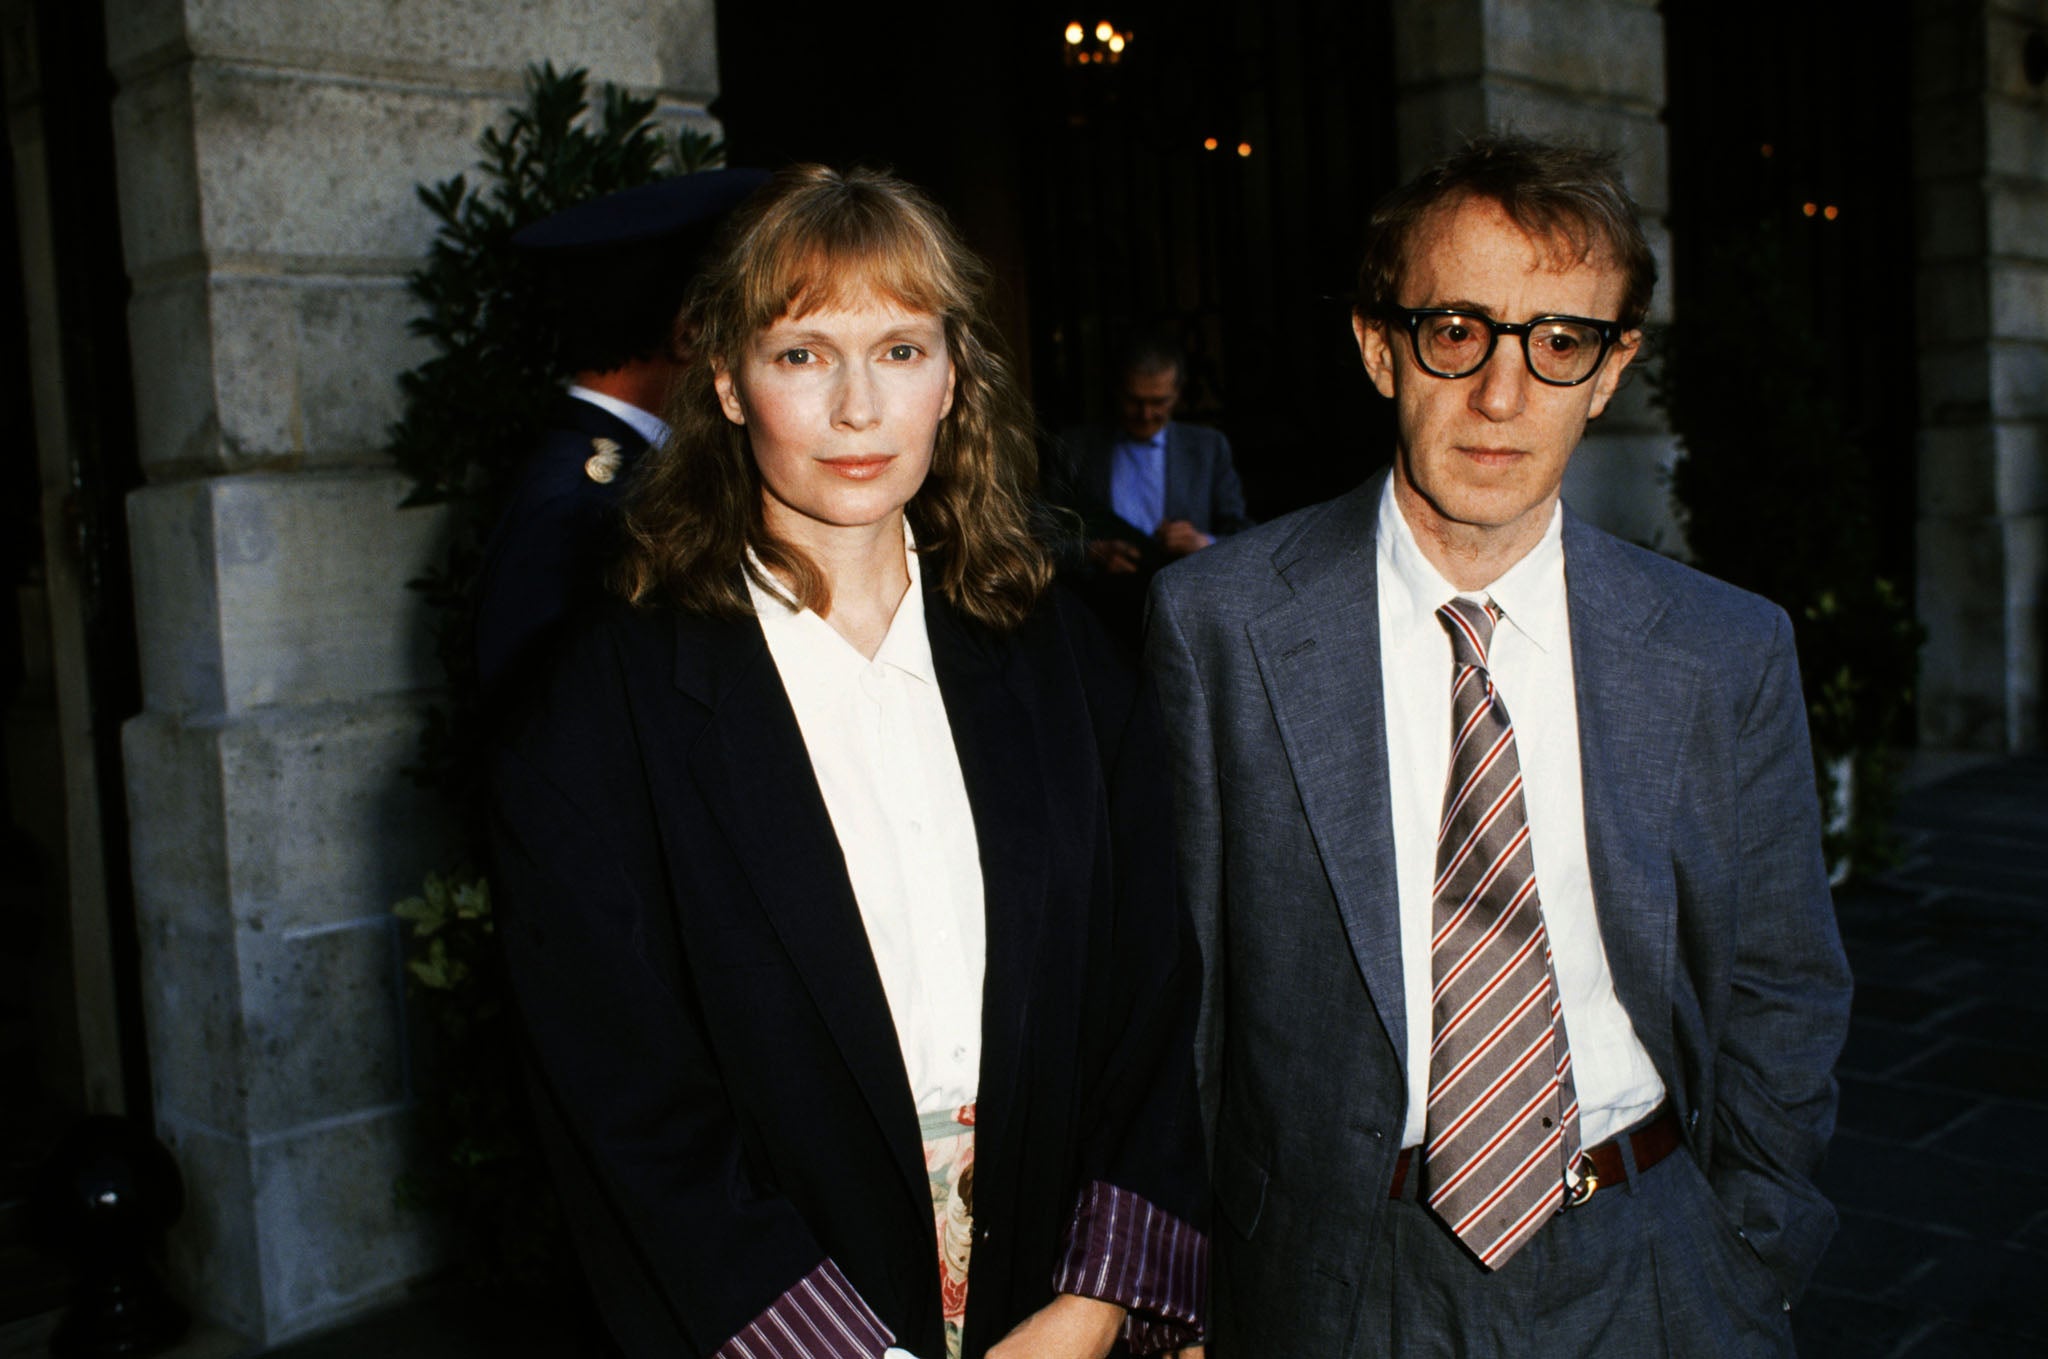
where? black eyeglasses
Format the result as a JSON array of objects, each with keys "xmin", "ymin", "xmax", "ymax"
[{"xmin": 1384, "ymin": 307, "xmax": 1626, "ymax": 387}]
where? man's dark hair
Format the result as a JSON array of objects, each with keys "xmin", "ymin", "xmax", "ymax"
[
  {"xmin": 1117, "ymin": 332, "xmax": 1185, "ymax": 385},
  {"xmin": 1355, "ymin": 134, "xmax": 1656, "ymax": 330}
]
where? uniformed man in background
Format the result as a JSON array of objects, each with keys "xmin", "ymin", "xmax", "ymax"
[{"xmin": 475, "ymin": 167, "xmax": 768, "ymax": 694}]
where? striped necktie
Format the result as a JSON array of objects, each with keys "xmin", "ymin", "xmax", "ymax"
[{"xmin": 1424, "ymin": 596, "xmax": 1582, "ymax": 1269}]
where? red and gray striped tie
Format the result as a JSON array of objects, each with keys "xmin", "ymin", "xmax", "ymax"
[{"xmin": 1424, "ymin": 596, "xmax": 1582, "ymax": 1269}]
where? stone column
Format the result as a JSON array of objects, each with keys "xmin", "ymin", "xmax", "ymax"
[
  {"xmin": 1913, "ymin": 0, "xmax": 2046, "ymax": 753},
  {"xmin": 1386, "ymin": 0, "xmax": 1677, "ymax": 550},
  {"xmin": 103, "ymin": 0, "xmax": 717, "ymax": 1341}
]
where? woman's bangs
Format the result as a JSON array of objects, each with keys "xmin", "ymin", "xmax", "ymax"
[{"xmin": 752, "ymin": 232, "xmax": 957, "ymax": 330}]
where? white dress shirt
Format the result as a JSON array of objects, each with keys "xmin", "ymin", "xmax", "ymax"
[
  {"xmin": 745, "ymin": 527, "xmax": 985, "ymax": 1115},
  {"xmin": 567, "ymin": 384, "xmax": 672, "ymax": 448},
  {"xmin": 1376, "ymin": 477, "xmax": 1665, "ymax": 1150}
]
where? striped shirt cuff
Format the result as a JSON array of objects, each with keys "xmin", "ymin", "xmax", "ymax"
[
  {"xmin": 1052, "ymin": 1180, "xmax": 1209, "ymax": 1353},
  {"xmin": 715, "ymin": 1259, "xmax": 895, "ymax": 1359}
]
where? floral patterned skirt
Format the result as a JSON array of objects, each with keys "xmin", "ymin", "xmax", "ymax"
[{"xmin": 919, "ymin": 1103, "xmax": 976, "ymax": 1359}]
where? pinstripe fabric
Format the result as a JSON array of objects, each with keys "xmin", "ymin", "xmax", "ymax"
[
  {"xmin": 1424, "ymin": 597, "xmax": 1583, "ymax": 1270},
  {"xmin": 1052, "ymin": 1180, "xmax": 1209, "ymax": 1352},
  {"xmin": 715, "ymin": 1258, "xmax": 894, "ymax": 1359}
]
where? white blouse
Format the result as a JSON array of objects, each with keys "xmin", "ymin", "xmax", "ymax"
[{"xmin": 744, "ymin": 528, "xmax": 985, "ymax": 1115}]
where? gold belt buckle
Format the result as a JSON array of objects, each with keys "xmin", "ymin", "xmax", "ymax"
[{"xmin": 1565, "ymin": 1150, "xmax": 1599, "ymax": 1208}]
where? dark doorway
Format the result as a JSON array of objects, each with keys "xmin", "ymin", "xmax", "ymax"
[
  {"xmin": 1663, "ymin": 0, "xmax": 1920, "ymax": 594},
  {"xmin": 1, "ymin": 0, "xmax": 149, "ymax": 1324},
  {"xmin": 714, "ymin": 0, "xmax": 1401, "ymax": 521}
]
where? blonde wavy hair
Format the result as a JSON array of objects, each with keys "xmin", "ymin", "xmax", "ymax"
[{"xmin": 614, "ymin": 164, "xmax": 1053, "ymax": 632}]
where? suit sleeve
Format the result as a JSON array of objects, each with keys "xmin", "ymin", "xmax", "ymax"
[
  {"xmin": 1050, "ymin": 596, "xmax": 1211, "ymax": 1351},
  {"xmin": 491, "ymin": 635, "xmax": 895, "ymax": 1359},
  {"xmin": 474, "ymin": 466, "xmax": 582, "ymax": 694},
  {"xmin": 1710, "ymin": 608, "xmax": 1852, "ymax": 1305},
  {"xmin": 1141, "ymin": 576, "xmax": 1228, "ymax": 1148},
  {"xmin": 1047, "ymin": 428, "xmax": 1136, "ymax": 550},
  {"xmin": 1203, "ymin": 433, "xmax": 1252, "ymax": 538}
]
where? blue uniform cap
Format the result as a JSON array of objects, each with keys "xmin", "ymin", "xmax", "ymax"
[
  {"xmin": 514, "ymin": 167, "xmax": 772, "ymax": 253},
  {"xmin": 516, "ymin": 167, "xmax": 771, "ymax": 370}
]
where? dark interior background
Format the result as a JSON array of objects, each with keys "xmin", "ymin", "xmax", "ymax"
[
  {"xmin": 716, "ymin": 0, "xmax": 1403, "ymax": 520},
  {"xmin": 2, "ymin": 0, "xmax": 148, "ymax": 1323},
  {"xmin": 1663, "ymin": 0, "xmax": 1920, "ymax": 595},
  {"xmin": 718, "ymin": 0, "xmax": 1920, "ymax": 593}
]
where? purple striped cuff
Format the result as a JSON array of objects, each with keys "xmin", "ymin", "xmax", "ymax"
[
  {"xmin": 716, "ymin": 1259, "xmax": 895, "ymax": 1359},
  {"xmin": 1052, "ymin": 1180, "xmax": 1209, "ymax": 1353}
]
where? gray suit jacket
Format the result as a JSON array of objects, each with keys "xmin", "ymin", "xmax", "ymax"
[
  {"xmin": 1055, "ymin": 421, "xmax": 1252, "ymax": 541},
  {"xmin": 1145, "ymin": 476, "xmax": 1850, "ymax": 1355}
]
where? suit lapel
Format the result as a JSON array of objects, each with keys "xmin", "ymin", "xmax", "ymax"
[
  {"xmin": 1246, "ymin": 482, "xmax": 1409, "ymax": 1069},
  {"xmin": 670, "ymin": 613, "xmax": 929, "ymax": 1205},
  {"xmin": 1083, "ymin": 428, "xmax": 1117, "ymax": 512},
  {"xmin": 1238, "ymin": 496, "xmax": 1695, "ymax": 1097},
  {"xmin": 1161, "ymin": 423, "xmax": 1191, "ymax": 524},
  {"xmin": 925, "ymin": 595, "xmax": 1048, "ymax": 1198},
  {"xmin": 1562, "ymin": 515, "xmax": 1688, "ymax": 1080}
]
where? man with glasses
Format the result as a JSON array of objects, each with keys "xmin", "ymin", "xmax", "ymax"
[{"xmin": 1147, "ymin": 135, "xmax": 1848, "ymax": 1356}]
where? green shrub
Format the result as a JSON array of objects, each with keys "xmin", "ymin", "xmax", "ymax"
[{"xmin": 1651, "ymin": 219, "xmax": 1922, "ymax": 880}]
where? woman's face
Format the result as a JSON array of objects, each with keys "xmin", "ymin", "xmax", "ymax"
[{"xmin": 714, "ymin": 288, "xmax": 956, "ymax": 547}]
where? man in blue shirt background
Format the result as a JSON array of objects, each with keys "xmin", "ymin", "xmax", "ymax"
[{"xmin": 1049, "ymin": 337, "xmax": 1251, "ymax": 641}]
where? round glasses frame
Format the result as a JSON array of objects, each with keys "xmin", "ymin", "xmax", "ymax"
[{"xmin": 1384, "ymin": 307, "xmax": 1625, "ymax": 387}]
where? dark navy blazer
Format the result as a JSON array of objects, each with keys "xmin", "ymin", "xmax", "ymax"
[
  {"xmin": 490, "ymin": 584, "xmax": 1208, "ymax": 1358},
  {"xmin": 476, "ymin": 396, "xmax": 652, "ymax": 695}
]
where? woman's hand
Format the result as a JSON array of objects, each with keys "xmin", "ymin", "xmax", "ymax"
[{"xmin": 986, "ymin": 1293, "xmax": 1125, "ymax": 1359}]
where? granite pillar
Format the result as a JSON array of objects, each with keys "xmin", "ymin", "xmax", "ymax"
[{"xmin": 103, "ymin": 0, "xmax": 719, "ymax": 1340}]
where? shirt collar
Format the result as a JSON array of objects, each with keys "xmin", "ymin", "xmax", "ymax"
[
  {"xmin": 873, "ymin": 523, "xmax": 938, "ymax": 685},
  {"xmin": 743, "ymin": 518, "xmax": 938, "ymax": 686},
  {"xmin": 1375, "ymin": 474, "xmax": 1567, "ymax": 655},
  {"xmin": 1481, "ymin": 504, "xmax": 1566, "ymax": 654},
  {"xmin": 1116, "ymin": 425, "xmax": 1169, "ymax": 454},
  {"xmin": 567, "ymin": 385, "xmax": 672, "ymax": 449}
]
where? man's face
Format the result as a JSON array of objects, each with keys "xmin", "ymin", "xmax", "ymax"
[
  {"xmin": 1119, "ymin": 365, "xmax": 1181, "ymax": 441},
  {"xmin": 1355, "ymin": 195, "xmax": 1639, "ymax": 567}
]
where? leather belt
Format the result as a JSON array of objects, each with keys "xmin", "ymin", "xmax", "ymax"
[{"xmin": 1388, "ymin": 1106, "xmax": 1682, "ymax": 1205}]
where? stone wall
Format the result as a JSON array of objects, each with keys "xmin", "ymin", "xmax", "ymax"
[
  {"xmin": 104, "ymin": 0, "xmax": 718, "ymax": 1341},
  {"xmin": 1386, "ymin": 0, "xmax": 1678, "ymax": 551},
  {"xmin": 1913, "ymin": 0, "xmax": 2048, "ymax": 752}
]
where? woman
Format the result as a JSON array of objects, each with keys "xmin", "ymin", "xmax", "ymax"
[{"xmin": 490, "ymin": 166, "xmax": 1208, "ymax": 1359}]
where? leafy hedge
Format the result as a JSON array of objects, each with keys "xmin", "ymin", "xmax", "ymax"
[{"xmin": 1652, "ymin": 219, "xmax": 1921, "ymax": 878}]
